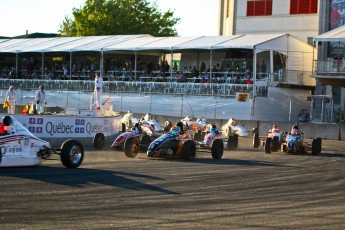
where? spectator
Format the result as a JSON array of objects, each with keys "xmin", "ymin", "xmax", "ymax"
[
  {"xmin": 94, "ymin": 73, "xmax": 103, "ymax": 110},
  {"xmin": 35, "ymin": 85, "xmax": 46, "ymax": 114},
  {"xmin": 5, "ymin": 86, "xmax": 16, "ymax": 114},
  {"xmin": 298, "ymin": 109, "xmax": 309, "ymax": 122}
]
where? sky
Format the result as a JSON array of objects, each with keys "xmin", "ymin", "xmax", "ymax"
[{"xmin": 0, "ymin": 0, "xmax": 218, "ymax": 37}]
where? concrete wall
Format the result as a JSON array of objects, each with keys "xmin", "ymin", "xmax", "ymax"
[
  {"xmin": 1, "ymin": 105, "xmax": 344, "ymax": 141},
  {"xmin": 135, "ymin": 112, "xmax": 345, "ymax": 141}
]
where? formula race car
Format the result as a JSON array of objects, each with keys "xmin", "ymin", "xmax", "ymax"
[
  {"xmin": 221, "ymin": 118, "xmax": 249, "ymax": 137},
  {"xmin": 124, "ymin": 123, "xmax": 224, "ymax": 160},
  {"xmin": 253, "ymin": 125, "xmax": 286, "ymax": 153},
  {"xmin": 0, "ymin": 116, "xmax": 84, "ymax": 168},
  {"xmin": 282, "ymin": 132, "xmax": 322, "ymax": 155},
  {"xmin": 181, "ymin": 116, "xmax": 209, "ymax": 141},
  {"xmin": 111, "ymin": 122, "xmax": 157, "ymax": 153}
]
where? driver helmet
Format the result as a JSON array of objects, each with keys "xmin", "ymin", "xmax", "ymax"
[
  {"xmin": 170, "ymin": 126, "xmax": 181, "ymax": 135},
  {"xmin": 291, "ymin": 125, "xmax": 299, "ymax": 134},
  {"xmin": 131, "ymin": 126, "xmax": 138, "ymax": 134},
  {"xmin": 210, "ymin": 124, "xmax": 217, "ymax": 134},
  {"xmin": 272, "ymin": 124, "xmax": 279, "ymax": 132}
]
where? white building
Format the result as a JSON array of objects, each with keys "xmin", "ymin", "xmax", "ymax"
[{"xmin": 219, "ymin": 0, "xmax": 319, "ymax": 44}]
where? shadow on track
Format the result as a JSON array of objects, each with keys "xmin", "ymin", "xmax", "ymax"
[{"xmin": 0, "ymin": 167, "xmax": 179, "ymax": 195}]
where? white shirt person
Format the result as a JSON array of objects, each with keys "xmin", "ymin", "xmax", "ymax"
[
  {"xmin": 35, "ymin": 85, "xmax": 46, "ymax": 114},
  {"xmin": 94, "ymin": 73, "xmax": 103, "ymax": 109},
  {"xmin": 5, "ymin": 85, "xmax": 16, "ymax": 114}
]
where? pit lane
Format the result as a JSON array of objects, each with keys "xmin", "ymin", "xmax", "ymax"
[{"xmin": 1, "ymin": 138, "xmax": 345, "ymax": 229}]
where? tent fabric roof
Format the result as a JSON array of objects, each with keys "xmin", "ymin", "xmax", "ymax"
[
  {"xmin": 314, "ymin": 25, "xmax": 345, "ymax": 42},
  {"xmin": 0, "ymin": 34, "xmax": 313, "ymax": 53}
]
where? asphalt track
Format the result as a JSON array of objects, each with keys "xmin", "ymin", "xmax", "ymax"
[{"xmin": 1, "ymin": 138, "xmax": 345, "ymax": 229}]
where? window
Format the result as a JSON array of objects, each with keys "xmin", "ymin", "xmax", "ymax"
[
  {"xmin": 290, "ymin": 0, "xmax": 318, "ymax": 14},
  {"xmin": 247, "ymin": 0, "xmax": 272, "ymax": 16}
]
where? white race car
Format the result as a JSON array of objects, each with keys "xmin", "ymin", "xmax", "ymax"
[
  {"xmin": 0, "ymin": 115, "xmax": 84, "ymax": 168},
  {"xmin": 221, "ymin": 118, "xmax": 249, "ymax": 137}
]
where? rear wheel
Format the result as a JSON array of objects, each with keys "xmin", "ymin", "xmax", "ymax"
[
  {"xmin": 253, "ymin": 132, "xmax": 260, "ymax": 148},
  {"xmin": 211, "ymin": 139, "xmax": 224, "ymax": 159},
  {"xmin": 124, "ymin": 137, "xmax": 140, "ymax": 158},
  {"xmin": 312, "ymin": 138, "xmax": 322, "ymax": 155},
  {"xmin": 60, "ymin": 140, "xmax": 84, "ymax": 168},
  {"xmin": 194, "ymin": 130, "xmax": 203, "ymax": 141},
  {"xmin": 140, "ymin": 134, "xmax": 151, "ymax": 151},
  {"xmin": 233, "ymin": 134, "xmax": 239, "ymax": 149},
  {"xmin": 228, "ymin": 135, "xmax": 234, "ymax": 150},
  {"xmin": 271, "ymin": 136, "xmax": 279, "ymax": 152},
  {"xmin": 121, "ymin": 123, "xmax": 126, "ymax": 132},
  {"xmin": 0, "ymin": 146, "xmax": 2, "ymax": 165},
  {"xmin": 264, "ymin": 137, "xmax": 272, "ymax": 154},
  {"xmin": 181, "ymin": 140, "xmax": 196, "ymax": 161},
  {"xmin": 93, "ymin": 133, "xmax": 105, "ymax": 150}
]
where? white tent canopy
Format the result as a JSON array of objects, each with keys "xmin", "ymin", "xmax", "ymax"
[
  {"xmin": 0, "ymin": 34, "xmax": 313, "ymax": 54},
  {"xmin": 314, "ymin": 25, "xmax": 345, "ymax": 42},
  {"xmin": 0, "ymin": 34, "xmax": 315, "ymax": 85}
]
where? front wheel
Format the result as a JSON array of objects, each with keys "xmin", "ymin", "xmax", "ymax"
[
  {"xmin": 253, "ymin": 132, "xmax": 260, "ymax": 148},
  {"xmin": 93, "ymin": 133, "xmax": 105, "ymax": 150},
  {"xmin": 181, "ymin": 140, "xmax": 196, "ymax": 161},
  {"xmin": 211, "ymin": 139, "xmax": 224, "ymax": 159},
  {"xmin": 312, "ymin": 138, "xmax": 322, "ymax": 155},
  {"xmin": 139, "ymin": 134, "xmax": 151, "ymax": 151},
  {"xmin": 264, "ymin": 137, "xmax": 272, "ymax": 154},
  {"xmin": 124, "ymin": 137, "xmax": 140, "ymax": 158},
  {"xmin": 60, "ymin": 140, "xmax": 84, "ymax": 168}
]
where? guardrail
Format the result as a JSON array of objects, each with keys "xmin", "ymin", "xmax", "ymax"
[{"xmin": 0, "ymin": 79, "xmax": 254, "ymax": 97}]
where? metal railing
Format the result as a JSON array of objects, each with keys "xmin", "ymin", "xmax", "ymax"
[
  {"xmin": 0, "ymin": 79, "xmax": 254, "ymax": 97},
  {"xmin": 314, "ymin": 60, "xmax": 345, "ymax": 76}
]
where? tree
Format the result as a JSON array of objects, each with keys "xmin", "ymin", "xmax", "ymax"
[{"xmin": 59, "ymin": 0, "xmax": 180, "ymax": 37}]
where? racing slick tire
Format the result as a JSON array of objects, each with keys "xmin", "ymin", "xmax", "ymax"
[
  {"xmin": 139, "ymin": 134, "xmax": 151, "ymax": 151},
  {"xmin": 271, "ymin": 136, "xmax": 280, "ymax": 152},
  {"xmin": 282, "ymin": 144, "xmax": 287, "ymax": 152},
  {"xmin": 93, "ymin": 133, "xmax": 105, "ymax": 150},
  {"xmin": 194, "ymin": 130, "xmax": 203, "ymax": 141},
  {"xmin": 224, "ymin": 127, "xmax": 231, "ymax": 138},
  {"xmin": 312, "ymin": 138, "xmax": 322, "ymax": 155},
  {"xmin": 0, "ymin": 146, "xmax": 2, "ymax": 165},
  {"xmin": 60, "ymin": 140, "xmax": 84, "ymax": 168},
  {"xmin": 181, "ymin": 140, "xmax": 196, "ymax": 161},
  {"xmin": 228, "ymin": 135, "xmax": 234, "ymax": 150},
  {"xmin": 264, "ymin": 137, "xmax": 272, "ymax": 154},
  {"xmin": 211, "ymin": 139, "xmax": 224, "ymax": 159},
  {"xmin": 124, "ymin": 137, "xmax": 140, "ymax": 158},
  {"xmin": 233, "ymin": 134, "xmax": 239, "ymax": 149},
  {"xmin": 253, "ymin": 132, "xmax": 260, "ymax": 148}
]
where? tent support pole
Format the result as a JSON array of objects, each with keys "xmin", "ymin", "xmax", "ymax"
[
  {"xmin": 170, "ymin": 50, "xmax": 173, "ymax": 77},
  {"xmin": 270, "ymin": 50, "xmax": 273, "ymax": 81},
  {"xmin": 135, "ymin": 51, "xmax": 137, "ymax": 78},
  {"xmin": 70, "ymin": 52, "xmax": 72, "ymax": 79},
  {"xmin": 15, "ymin": 53, "xmax": 18, "ymax": 78},
  {"xmin": 42, "ymin": 52, "xmax": 44, "ymax": 79},
  {"xmin": 251, "ymin": 48, "xmax": 257, "ymax": 120},
  {"xmin": 100, "ymin": 51, "xmax": 104, "ymax": 77},
  {"xmin": 210, "ymin": 49, "xmax": 213, "ymax": 82}
]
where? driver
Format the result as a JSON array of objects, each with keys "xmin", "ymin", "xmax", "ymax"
[
  {"xmin": 290, "ymin": 125, "xmax": 300, "ymax": 135},
  {"xmin": 170, "ymin": 125, "xmax": 181, "ymax": 135},
  {"xmin": 272, "ymin": 124, "xmax": 280, "ymax": 133},
  {"xmin": 229, "ymin": 118, "xmax": 236, "ymax": 126},
  {"xmin": 132, "ymin": 123, "xmax": 142, "ymax": 134},
  {"xmin": 210, "ymin": 124, "xmax": 219, "ymax": 135}
]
